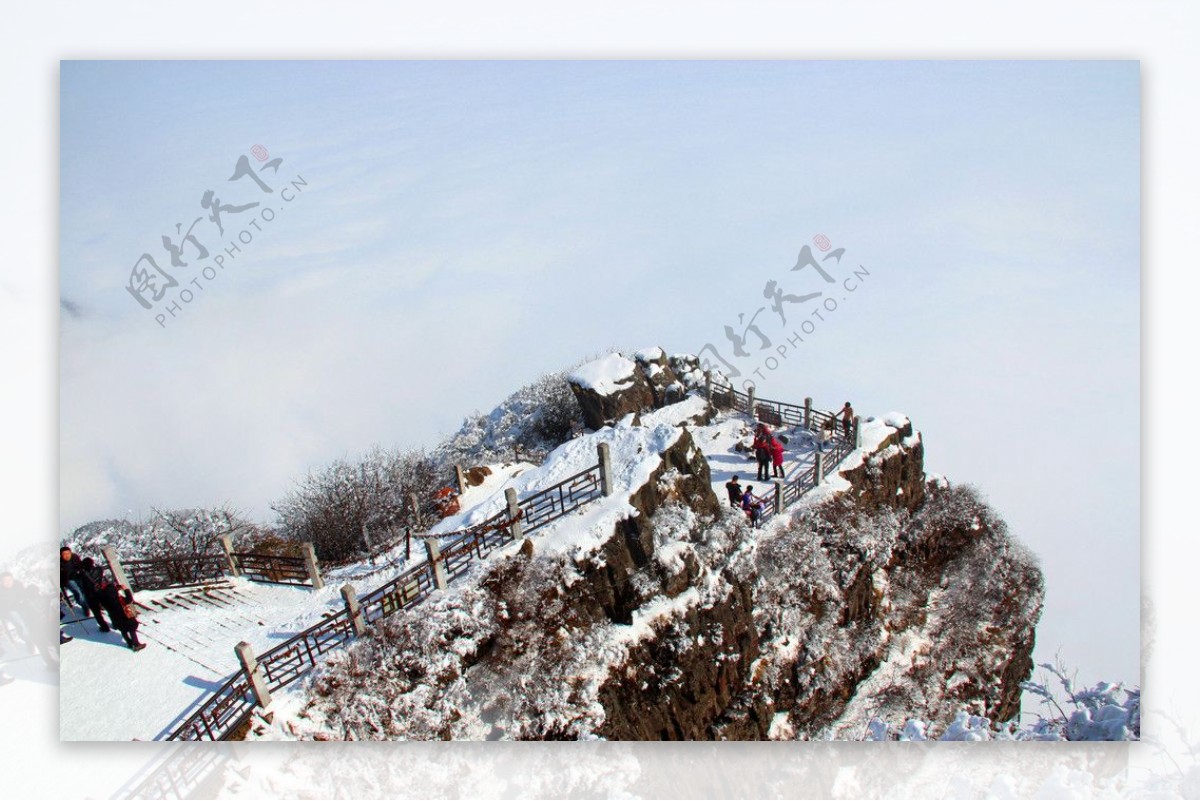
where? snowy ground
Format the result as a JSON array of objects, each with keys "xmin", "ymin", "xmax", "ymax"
[
  {"xmin": 60, "ymin": 558, "xmax": 430, "ymax": 740},
  {"xmin": 60, "ymin": 392, "xmax": 904, "ymax": 741},
  {"xmin": 687, "ymin": 403, "xmax": 819, "ymax": 508}
]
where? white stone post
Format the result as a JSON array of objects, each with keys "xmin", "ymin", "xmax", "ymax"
[
  {"xmin": 454, "ymin": 464, "xmax": 468, "ymax": 496},
  {"xmin": 814, "ymin": 452, "xmax": 825, "ymax": 486},
  {"xmin": 747, "ymin": 385, "xmax": 757, "ymax": 420},
  {"xmin": 101, "ymin": 546, "xmax": 132, "ymax": 590},
  {"xmin": 803, "ymin": 397, "xmax": 813, "ymax": 430},
  {"xmin": 234, "ymin": 641, "xmax": 272, "ymax": 709},
  {"xmin": 504, "ymin": 487, "xmax": 525, "ymax": 539},
  {"xmin": 853, "ymin": 415, "xmax": 862, "ymax": 448},
  {"xmin": 341, "ymin": 584, "xmax": 366, "ymax": 636},
  {"xmin": 300, "ymin": 542, "xmax": 324, "ymax": 590},
  {"xmin": 218, "ymin": 535, "xmax": 241, "ymax": 578},
  {"xmin": 773, "ymin": 481, "xmax": 783, "ymax": 515},
  {"xmin": 597, "ymin": 442, "xmax": 614, "ymax": 497},
  {"xmin": 704, "ymin": 372, "xmax": 713, "ymax": 408},
  {"xmin": 425, "ymin": 539, "xmax": 448, "ymax": 590}
]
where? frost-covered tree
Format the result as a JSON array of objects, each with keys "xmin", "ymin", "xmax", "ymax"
[
  {"xmin": 434, "ymin": 369, "xmax": 585, "ymax": 467},
  {"xmin": 860, "ymin": 662, "xmax": 1140, "ymax": 741},
  {"xmin": 67, "ymin": 505, "xmax": 259, "ymax": 561},
  {"xmin": 272, "ymin": 446, "xmax": 440, "ymax": 563}
]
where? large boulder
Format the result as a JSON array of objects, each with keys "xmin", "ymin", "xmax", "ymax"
[
  {"xmin": 567, "ymin": 353, "xmax": 658, "ymax": 430},
  {"xmin": 633, "ymin": 347, "xmax": 684, "ymax": 407},
  {"xmin": 569, "ymin": 348, "xmax": 710, "ymax": 431}
]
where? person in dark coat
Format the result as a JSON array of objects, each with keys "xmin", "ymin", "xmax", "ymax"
[
  {"xmin": 725, "ymin": 475, "xmax": 742, "ymax": 508},
  {"xmin": 95, "ymin": 576, "xmax": 145, "ymax": 651},
  {"xmin": 752, "ymin": 425, "xmax": 772, "ymax": 481},
  {"xmin": 59, "ymin": 546, "xmax": 88, "ymax": 612},
  {"xmin": 841, "ymin": 402, "xmax": 854, "ymax": 438},
  {"xmin": 76, "ymin": 558, "xmax": 111, "ymax": 633}
]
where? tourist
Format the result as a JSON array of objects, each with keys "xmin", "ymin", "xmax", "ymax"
[
  {"xmin": 725, "ymin": 475, "xmax": 743, "ymax": 508},
  {"xmin": 95, "ymin": 574, "xmax": 146, "ymax": 651}
]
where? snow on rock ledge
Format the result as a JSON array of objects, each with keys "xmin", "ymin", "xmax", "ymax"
[
  {"xmin": 567, "ymin": 348, "xmax": 705, "ymax": 431},
  {"xmin": 568, "ymin": 354, "xmax": 657, "ymax": 430}
]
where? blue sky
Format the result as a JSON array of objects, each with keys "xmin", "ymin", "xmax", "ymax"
[{"xmin": 60, "ymin": 60, "xmax": 1139, "ymax": 687}]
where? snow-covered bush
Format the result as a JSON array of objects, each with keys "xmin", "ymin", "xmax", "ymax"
[
  {"xmin": 272, "ymin": 447, "xmax": 440, "ymax": 564},
  {"xmin": 1020, "ymin": 662, "xmax": 1140, "ymax": 741},
  {"xmin": 67, "ymin": 506, "xmax": 259, "ymax": 561},
  {"xmin": 434, "ymin": 368, "xmax": 585, "ymax": 467},
  {"xmin": 859, "ymin": 664, "xmax": 1140, "ymax": 741}
]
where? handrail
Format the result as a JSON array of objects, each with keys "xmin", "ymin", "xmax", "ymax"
[
  {"xmin": 701, "ymin": 382, "xmax": 861, "ymax": 522},
  {"xmin": 122, "ymin": 554, "xmax": 228, "ymax": 593},
  {"xmin": 163, "ymin": 458, "xmax": 608, "ymax": 741},
  {"xmin": 231, "ymin": 552, "xmax": 311, "ymax": 586}
]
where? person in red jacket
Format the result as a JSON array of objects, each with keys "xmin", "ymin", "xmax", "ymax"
[{"xmin": 770, "ymin": 435, "xmax": 786, "ymax": 478}]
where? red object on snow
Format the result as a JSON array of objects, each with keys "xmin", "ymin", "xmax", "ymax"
[{"xmin": 433, "ymin": 486, "xmax": 460, "ymax": 518}]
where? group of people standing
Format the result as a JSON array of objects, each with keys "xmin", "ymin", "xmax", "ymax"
[
  {"xmin": 723, "ymin": 401, "xmax": 857, "ymax": 529},
  {"xmin": 752, "ymin": 423, "xmax": 786, "ymax": 481},
  {"xmin": 60, "ymin": 546, "xmax": 145, "ymax": 651}
]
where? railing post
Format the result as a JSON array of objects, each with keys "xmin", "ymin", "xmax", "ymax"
[
  {"xmin": 803, "ymin": 397, "xmax": 813, "ymax": 430},
  {"xmin": 597, "ymin": 442, "xmax": 614, "ymax": 497},
  {"xmin": 773, "ymin": 481, "xmax": 783, "ymax": 515},
  {"xmin": 425, "ymin": 539, "xmax": 448, "ymax": 590},
  {"xmin": 747, "ymin": 385, "xmax": 756, "ymax": 420},
  {"xmin": 814, "ymin": 452, "xmax": 825, "ymax": 486},
  {"xmin": 218, "ymin": 535, "xmax": 241, "ymax": 578},
  {"xmin": 409, "ymin": 493, "xmax": 423, "ymax": 528},
  {"xmin": 234, "ymin": 641, "xmax": 272, "ymax": 709},
  {"xmin": 341, "ymin": 584, "xmax": 367, "ymax": 636},
  {"xmin": 360, "ymin": 522, "xmax": 374, "ymax": 555},
  {"xmin": 853, "ymin": 415, "xmax": 862, "ymax": 448},
  {"xmin": 704, "ymin": 372, "xmax": 713, "ymax": 407},
  {"xmin": 300, "ymin": 542, "xmax": 324, "ymax": 590},
  {"xmin": 454, "ymin": 464, "xmax": 468, "ymax": 496},
  {"xmin": 101, "ymin": 546, "xmax": 132, "ymax": 590},
  {"xmin": 505, "ymin": 487, "xmax": 525, "ymax": 539}
]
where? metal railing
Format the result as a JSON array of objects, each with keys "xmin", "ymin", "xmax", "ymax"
[
  {"xmin": 122, "ymin": 555, "xmax": 228, "ymax": 593},
  {"xmin": 702, "ymin": 382, "xmax": 863, "ymax": 522},
  {"xmin": 164, "ymin": 672, "xmax": 257, "ymax": 741},
  {"xmin": 521, "ymin": 464, "xmax": 604, "ymax": 534},
  {"xmin": 258, "ymin": 610, "xmax": 358, "ymax": 692},
  {"xmin": 231, "ymin": 552, "xmax": 310, "ymax": 586},
  {"xmin": 360, "ymin": 563, "xmax": 437, "ymax": 624}
]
